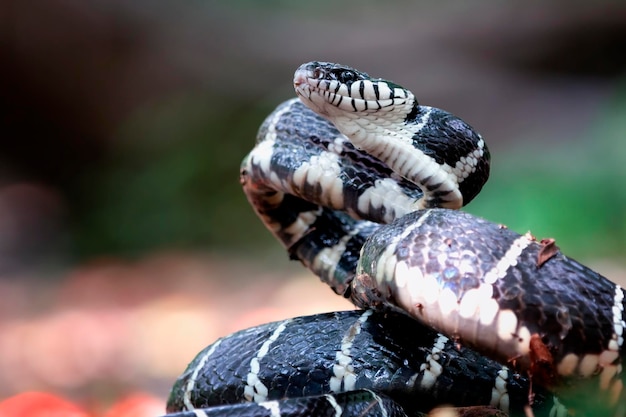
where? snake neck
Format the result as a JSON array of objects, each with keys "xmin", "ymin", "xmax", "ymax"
[{"xmin": 329, "ymin": 106, "xmax": 464, "ymax": 210}]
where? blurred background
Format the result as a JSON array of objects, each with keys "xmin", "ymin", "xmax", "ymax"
[{"xmin": 1, "ymin": 0, "xmax": 626, "ymax": 414}]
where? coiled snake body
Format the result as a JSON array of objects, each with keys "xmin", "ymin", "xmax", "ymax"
[{"xmin": 165, "ymin": 62, "xmax": 626, "ymax": 416}]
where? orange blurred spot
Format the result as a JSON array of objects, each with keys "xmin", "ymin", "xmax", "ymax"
[
  {"xmin": 103, "ymin": 393, "xmax": 165, "ymax": 417},
  {"xmin": 0, "ymin": 392, "xmax": 90, "ymax": 417}
]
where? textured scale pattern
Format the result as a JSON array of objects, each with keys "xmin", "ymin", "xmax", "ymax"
[
  {"xmin": 167, "ymin": 311, "xmax": 561, "ymax": 416},
  {"xmin": 353, "ymin": 209, "xmax": 625, "ymax": 398}
]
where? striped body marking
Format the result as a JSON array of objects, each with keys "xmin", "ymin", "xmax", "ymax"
[
  {"xmin": 330, "ymin": 309, "xmax": 373, "ymax": 392},
  {"xmin": 183, "ymin": 339, "xmax": 223, "ymax": 410},
  {"xmin": 244, "ymin": 319, "xmax": 292, "ymax": 402}
]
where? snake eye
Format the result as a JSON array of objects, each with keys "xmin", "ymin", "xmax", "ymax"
[
  {"xmin": 312, "ymin": 68, "xmax": 323, "ymax": 79},
  {"xmin": 338, "ymin": 70, "xmax": 356, "ymax": 84}
]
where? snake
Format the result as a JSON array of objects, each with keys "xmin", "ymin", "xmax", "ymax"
[{"xmin": 164, "ymin": 62, "xmax": 626, "ymax": 416}]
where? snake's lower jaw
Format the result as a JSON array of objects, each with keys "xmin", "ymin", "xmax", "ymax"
[{"xmin": 295, "ymin": 88, "xmax": 330, "ymax": 119}]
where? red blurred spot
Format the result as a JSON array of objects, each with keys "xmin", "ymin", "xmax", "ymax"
[
  {"xmin": 0, "ymin": 392, "xmax": 91, "ymax": 417},
  {"xmin": 103, "ymin": 393, "xmax": 165, "ymax": 417}
]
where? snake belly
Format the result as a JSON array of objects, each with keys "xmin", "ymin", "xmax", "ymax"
[{"xmin": 166, "ymin": 62, "xmax": 626, "ymax": 416}]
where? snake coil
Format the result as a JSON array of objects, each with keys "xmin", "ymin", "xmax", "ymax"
[{"xmin": 165, "ymin": 62, "xmax": 626, "ymax": 417}]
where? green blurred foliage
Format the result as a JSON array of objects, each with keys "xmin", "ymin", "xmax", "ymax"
[{"xmin": 71, "ymin": 93, "xmax": 277, "ymax": 258}]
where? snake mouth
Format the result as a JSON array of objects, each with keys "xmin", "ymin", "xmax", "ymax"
[{"xmin": 293, "ymin": 70, "xmax": 312, "ymax": 98}]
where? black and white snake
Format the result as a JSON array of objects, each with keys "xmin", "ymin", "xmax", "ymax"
[{"xmin": 164, "ymin": 62, "xmax": 626, "ymax": 417}]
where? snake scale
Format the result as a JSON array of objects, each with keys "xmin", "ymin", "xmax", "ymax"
[{"xmin": 164, "ymin": 62, "xmax": 626, "ymax": 416}]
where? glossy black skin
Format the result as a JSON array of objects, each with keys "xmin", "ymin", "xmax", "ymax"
[{"xmin": 167, "ymin": 310, "xmax": 558, "ymax": 416}]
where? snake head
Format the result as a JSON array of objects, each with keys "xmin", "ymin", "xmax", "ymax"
[{"xmin": 294, "ymin": 61, "xmax": 415, "ymax": 121}]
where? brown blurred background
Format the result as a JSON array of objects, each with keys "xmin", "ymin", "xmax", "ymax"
[{"xmin": 1, "ymin": 0, "xmax": 626, "ymax": 413}]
